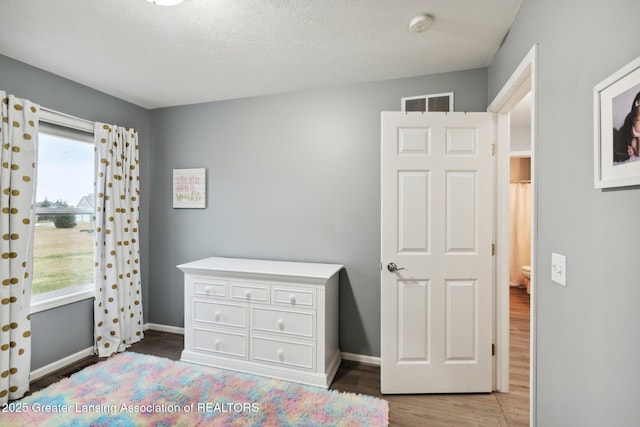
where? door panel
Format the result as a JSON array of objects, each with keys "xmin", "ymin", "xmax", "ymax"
[
  {"xmin": 399, "ymin": 128, "xmax": 430, "ymax": 155},
  {"xmin": 446, "ymin": 171, "xmax": 477, "ymax": 253},
  {"xmin": 445, "ymin": 279, "xmax": 476, "ymax": 362},
  {"xmin": 398, "ymin": 171, "xmax": 430, "ymax": 253},
  {"xmin": 381, "ymin": 112, "xmax": 493, "ymax": 394},
  {"xmin": 397, "ymin": 280, "xmax": 430, "ymax": 362}
]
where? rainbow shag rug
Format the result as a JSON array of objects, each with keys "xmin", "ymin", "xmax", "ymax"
[{"xmin": 3, "ymin": 352, "xmax": 388, "ymax": 426}]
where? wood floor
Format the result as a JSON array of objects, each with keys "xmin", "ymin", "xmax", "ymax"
[{"xmin": 29, "ymin": 287, "xmax": 530, "ymax": 426}]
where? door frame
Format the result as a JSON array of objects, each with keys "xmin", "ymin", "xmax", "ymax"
[{"xmin": 487, "ymin": 44, "xmax": 538, "ymax": 427}]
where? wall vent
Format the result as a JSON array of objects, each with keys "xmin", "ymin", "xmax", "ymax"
[{"xmin": 401, "ymin": 92, "xmax": 454, "ymax": 113}]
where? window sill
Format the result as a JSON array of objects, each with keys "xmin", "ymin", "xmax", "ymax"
[{"xmin": 31, "ymin": 284, "xmax": 95, "ymax": 314}]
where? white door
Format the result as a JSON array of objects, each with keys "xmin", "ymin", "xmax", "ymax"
[{"xmin": 381, "ymin": 112, "xmax": 494, "ymax": 394}]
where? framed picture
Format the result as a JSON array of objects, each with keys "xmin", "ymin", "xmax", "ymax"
[
  {"xmin": 173, "ymin": 168, "xmax": 206, "ymax": 208},
  {"xmin": 594, "ymin": 55, "xmax": 640, "ymax": 188}
]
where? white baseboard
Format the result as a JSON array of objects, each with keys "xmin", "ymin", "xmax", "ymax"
[
  {"xmin": 30, "ymin": 347, "xmax": 95, "ymax": 382},
  {"xmin": 340, "ymin": 352, "xmax": 380, "ymax": 366},
  {"xmin": 28, "ymin": 333, "xmax": 376, "ymax": 385},
  {"xmin": 144, "ymin": 323, "xmax": 184, "ymax": 335},
  {"xmin": 29, "ymin": 325, "xmax": 182, "ymax": 382}
]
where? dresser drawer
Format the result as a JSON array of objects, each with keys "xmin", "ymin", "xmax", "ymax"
[
  {"xmin": 252, "ymin": 307, "xmax": 314, "ymax": 338},
  {"xmin": 193, "ymin": 328, "xmax": 247, "ymax": 359},
  {"xmin": 251, "ymin": 336, "xmax": 314, "ymax": 370},
  {"xmin": 191, "ymin": 278, "xmax": 228, "ymax": 299},
  {"xmin": 272, "ymin": 287, "xmax": 315, "ymax": 308},
  {"xmin": 193, "ymin": 299, "xmax": 247, "ymax": 328},
  {"xmin": 230, "ymin": 282, "xmax": 269, "ymax": 303}
]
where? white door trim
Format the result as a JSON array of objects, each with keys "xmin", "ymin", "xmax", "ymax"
[{"xmin": 487, "ymin": 43, "xmax": 538, "ymax": 427}]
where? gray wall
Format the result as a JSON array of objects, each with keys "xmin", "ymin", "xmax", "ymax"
[
  {"xmin": 148, "ymin": 69, "xmax": 488, "ymax": 357},
  {"xmin": 30, "ymin": 299, "xmax": 94, "ymax": 369},
  {"xmin": 0, "ymin": 54, "xmax": 150, "ymax": 370},
  {"xmin": 488, "ymin": 0, "xmax": 640, "ymax": 425}
]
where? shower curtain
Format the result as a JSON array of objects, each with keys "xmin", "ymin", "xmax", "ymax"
[{"xmin": 509, "ymin": 182, "xmax": 531, "ymax": 286}]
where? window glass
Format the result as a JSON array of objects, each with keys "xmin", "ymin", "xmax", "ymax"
[{"xmin": 33, "ymin": 131, "xmax": 94, "ymax": 295}]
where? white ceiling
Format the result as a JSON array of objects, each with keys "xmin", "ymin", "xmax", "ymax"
[{"xmin": 0, "ymin": 0, "xmax": 522, "ymax": 109}]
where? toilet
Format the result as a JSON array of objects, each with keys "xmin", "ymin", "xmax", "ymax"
[{"xmin": 521, "ymin": 265, "xmax": 531, "ymax": 294}]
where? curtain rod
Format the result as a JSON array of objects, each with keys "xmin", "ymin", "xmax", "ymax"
[{"xmin": 39, "ymin": 106, "xmax": 94, "ymax": 133}]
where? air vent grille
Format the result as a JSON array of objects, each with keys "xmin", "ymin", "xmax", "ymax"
[
  {"xmin": 428, "ymin": 96, "xmax": 451, "ymax": 112},
  {"xmin": 401, "ymin": 92, "xmax": 454, "ymax": 113}
]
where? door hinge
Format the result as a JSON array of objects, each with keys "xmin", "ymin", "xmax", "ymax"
[
  {"xmin": 492, "ymin": 144, "xmax": 496, "ymax": 156},
  {"xmin": 492, "ymin": 344, "xmax": 495, "ymax": 356},
  {"xmin": 491, "ymin": 243, "xmax": 496, "ymax": 256}
]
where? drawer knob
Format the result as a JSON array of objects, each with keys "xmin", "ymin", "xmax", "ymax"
[
  {"xmin": 277, "ymin": 349, "xmax": 284, "ymax": 361},
  {"xmin": 205, "ymin": 286, "xmax": 213, "ymax": 296},
  {"xmin": 245, "ymin": 290, "xmax": 251, "ymax": 300},
  {"xmin": 214, "ymin": 339, "xmax": 221, "ymax": 350},
  {"xmin": 277, "ymin": 319, "xmax": 285, "ymax": 330},
  {"xmin": 289, "ymin": 294, "xmax": 296, "ymax": 304},
  {"xmin": 214, "ymin": 311, "xmax": 222, "ymax": 322}
]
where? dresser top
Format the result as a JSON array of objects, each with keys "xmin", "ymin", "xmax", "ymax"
[{"xmin": 177, "ymin": 257, "xmax": 343, "ymax": 280}]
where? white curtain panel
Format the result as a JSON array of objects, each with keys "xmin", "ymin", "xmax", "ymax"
[
  {"xmin": 509, "ymin": 182, "xmax": 531, "ymax": 286},
  {"xmin": 94, "ymin": 123, "xmax": 143, "ymax": 357},
  {"xmin": 0, "ymin": 92, "xmax": 38, "ymax": 403}
]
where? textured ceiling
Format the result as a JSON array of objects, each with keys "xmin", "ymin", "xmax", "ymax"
[{"xmin": 0, "ymin": 0, "xmax": 522, "ymax": 109}]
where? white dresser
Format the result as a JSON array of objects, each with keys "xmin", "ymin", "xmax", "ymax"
[{"xmin": 178, "ymin": 257, "xmax": 343, "ymax": 388}]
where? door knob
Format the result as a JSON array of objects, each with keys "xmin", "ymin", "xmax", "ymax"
[{"xmin": 387, "ymin": 262, "xmax": 406, "ymax": 272}]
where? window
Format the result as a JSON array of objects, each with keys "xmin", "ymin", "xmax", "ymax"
[{"xmin": 31, "ymin": 112, "xmax": 95, "ymax": 313}]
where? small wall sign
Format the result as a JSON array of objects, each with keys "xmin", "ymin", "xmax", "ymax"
[{"xmin": 173, "ymin": 168, "xmax": 206, "ymax": 208}]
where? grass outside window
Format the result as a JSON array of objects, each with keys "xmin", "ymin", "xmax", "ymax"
[{"xmin": 33, "ymin": 221, "xmax": 94, "ymax": 294}]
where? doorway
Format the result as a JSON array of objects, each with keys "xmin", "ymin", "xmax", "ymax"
[
  {"xmin": 506, "ymin": 94, "xmax": 532, "ymax": 425},
  {"xmin": 488, "ymin": 44, "xmax": 538, "ymax": 427}
]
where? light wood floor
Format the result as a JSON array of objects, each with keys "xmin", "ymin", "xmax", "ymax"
[{"xmin": 30, "ymin": 287, "xmax": 530, "ymax": 426}]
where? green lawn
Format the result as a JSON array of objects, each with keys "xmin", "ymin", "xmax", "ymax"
[{"xmin": 33, "ymin": 222, "xmax": 94, "ymax": 294}]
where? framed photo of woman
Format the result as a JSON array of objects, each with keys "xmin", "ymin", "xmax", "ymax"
[{"xmin": 594, "ymin": 55, "xmax": 640, "ymax": 188}]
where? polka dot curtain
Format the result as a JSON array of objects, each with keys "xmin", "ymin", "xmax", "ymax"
[
  {"xmin": 0, "ymin": 92, "xmax": 38, "ymax": 404},
  {"xmin": 94, "ymin": 123, "xmax": 143, "ymax": 357}
]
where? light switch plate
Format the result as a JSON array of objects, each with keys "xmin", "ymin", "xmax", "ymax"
[{"xmin": 551, "ymin": 252, "xmax": 566, "ymax": 286}]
